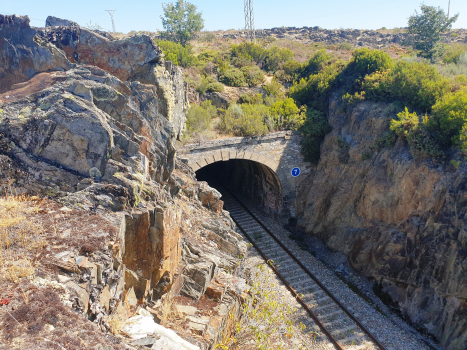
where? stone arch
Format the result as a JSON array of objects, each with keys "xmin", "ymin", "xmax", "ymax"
[{"xmin": 187, "ymin": 150, "xmax": 293, "ymax": 214}]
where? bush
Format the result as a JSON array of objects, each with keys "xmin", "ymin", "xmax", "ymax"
[
  {"xmin": 185, "ymin": 100, "xmax": 217, "ymax": 135},
  {"xmin": 205, "ymin": 82, "xmax": 224, "ymax": 93},
  {"xmin": 221, "ymin": 103, "xmax": 268, "ymax": 136},
  {"xmin": 263, "ymin": 79, "xmax": 285, "ymax": 99},
  {"xmin": 299, "ymin": 108, "xmax": 332, "ymax": 162},
  {"xmin": 197, "ymin": 50, "xmax": 219, "ymax": 64},
  {"xmin": 390, "ymin": 107, "xmax": 419, "ymax": 137},
  {"xmin": 219, "ymin": 67, "xmax": 247, "ymax": 87},
  {"xmin": 351, "ymin": 48, "xmax": 394, "ymax": 77},
  {"xmin": 230, "ymin": 43, "xmax": 293, "ymax": 73},
  {"xmin": 156, "ymin": 40, "xmax": 198, "ymax": 68},
  {"xmin": 290, "ymin": 61, "xmax": 345, "ymax": 113},
  {"xmin": 371, "ymin": 131, "xmax": 397, "ymax": 151},
  {"xmin": 363, "ymin": 60, "xmax": 451, "ymax": 112},
  {"xmin": 269, "ymin": 98, "xmax": 305, "ymax": 130},
  {"xmin": 263, "ymin": 46, "xmax": 294, "ymax": 72},
  {"xmin": 279, "ymin": 60, "xmax": 304, "ymax": 82},
  {"xmin": 238, "ymin": 93, "xmax": 263, "ymax": 105},
  {"xmin": 431, "ymin": 88, "xmax": 467, "ymax": 147},
  {"xmin": 196, "ymin": 75, "xmax": 216, "ymax": 94},
  {"xmin": 241, "ymin": 65, "xmax": 265, "ymax": 87}
]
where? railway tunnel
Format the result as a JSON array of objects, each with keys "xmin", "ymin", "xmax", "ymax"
[{"xmin": 195, "ymin": 158, "xmax": 283, "ymax": 214}]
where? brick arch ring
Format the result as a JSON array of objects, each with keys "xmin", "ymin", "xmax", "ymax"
[{"xmin": 187, "ymin": 150, "xmax": 293, "ymax": 213}]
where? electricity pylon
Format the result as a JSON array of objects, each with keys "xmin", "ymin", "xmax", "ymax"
[
  {"xmin": 105, "ymin": 10, "xmax": 116, "ymax": 33},
  {"xmin": 244, "ymin": 0, "xmax": 255, "ymax": 42}
]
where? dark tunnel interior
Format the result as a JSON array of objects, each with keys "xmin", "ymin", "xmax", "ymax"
[{"xmin": 195, "ymin": 159, "xmax": 283, "ymax": 214}]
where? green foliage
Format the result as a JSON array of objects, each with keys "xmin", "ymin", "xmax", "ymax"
[
  {"xmin": 196, "ymin": 75, "xmax": 217, "ymax": 94},
  {"xmin": 160, "ymin": 0, "xmax": 204, "ymax": 46},
  {"xmin": 361, "ymin": 152, "xmax": 372, "ymax": 161},
  {"xmin": 451, "ymin": 159, "xmax": 461, "ymax": 170},
  {"xmin": 278, "ymin": 60, "xmax": 304, "ymax": 82},
  {"xmin": 269, "ymin": 98, "xmax": 305, "ymax": 130},
  {"xmin": 299, "ymin": 108, "xmax": 332, "ymax": 162},
  {"xmin": 363, "ymin": 60, "xmax": 451, "ymax": 112},
  {"xmin": 290, "ymin": 60, "xmax": 345, "ymax": 113},
  {"xmin": 302, "ymin": 50, "xmax": 332, "ymax": 77},
  {"xmin": 407, "ymin": 4, "xmax": 459, "ymax": 60},
  {"xmin": 205, "ymin": 82, "xmax": 224, "ymax": 93},
  {"xmin": 156, "ymin": 40, "xmax": 198, "ymax": 67},
  {"xmin": 230, "ymin": 43, "xmax": 294, "ymax": 73},
  {"xmin": 390, "ymin": 107, "xmax": 419, "ymax": 137},
  {"xmin": 221, "ymin": 103, "xmax": 268, "ymax": 136},
  {"xmin": 351, "ymin": 48, "xmax": 394, "ymax": 77},
  {"xmin": 263, "ymin": 79, "xmax": 285, "ymax": 99},
  {"xmin": 197, "ymin": 49, "xmax": 219, "ymax": 64},
  {"xmin": 431, "ymin": 88, "xmax": 467, "ymax": 148},
  {"xmin": 238, "ymin": 93, "xmax": 264, "ymax": 105},
  {"xmin": 341, "ymin": 91, "xmax": 365, "ymax": 110},
  {"xmin": 219, "ymin": 67, "xmax": 247, "ymax": 87},
  {"xmin": 185, "ymin": 100, "xmax": 217, "ymax": 135},
  {"xmin": 241, "ymin": 66, "xmax": 265, "ymax": 87},
  {"xmin": 442, "ymin": 44, "xmax": 467, "ymax": 64}
]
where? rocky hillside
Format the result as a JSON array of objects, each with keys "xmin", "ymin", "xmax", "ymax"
[
  {"xmin": 296, "ymin": 93, "xmax": 467, "ymax": 350},
  {"xmin": 0, "ymin": 15, "xmax": 247, "ymax": 350},
  {"xmin": 216, "ymin": 27, "xmax": 467, "ymax": 49}
]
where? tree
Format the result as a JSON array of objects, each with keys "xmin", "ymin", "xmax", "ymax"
[
  {"xmin": 160, "ymin": 0, "xmax": 204, "ymax": 46},
  {"xmin": 407, "ymin": 4, "xmax": 459, "ymax": 60}
]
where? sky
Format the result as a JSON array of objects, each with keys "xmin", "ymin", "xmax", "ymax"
[{"xmin": 1, "ymin": 0, "xmax": 466, "ymax": 33}]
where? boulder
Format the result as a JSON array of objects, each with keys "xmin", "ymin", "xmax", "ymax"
[
  {"xmin": 122, "ymin": 314, "xmax": 199, "ymax": 350},
  {"xmin": 0, "ymin": 15, "xmax": 71, "ymax": 93},
  {"xmin": 45, "ymin": 16, "xmax": 77, "ymax": 27},
  {"xmin": 198, "ymin": 182, "xmax": 223, "ymax": 212},
  {"xmin": 39, "ymin": 25, "xmax": 162, "ymax": 82}
]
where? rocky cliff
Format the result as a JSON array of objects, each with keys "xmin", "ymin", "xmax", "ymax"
[
  {"xmin": 297, "ymin": 94, "xmax": 467, "ymax": 349},
  {"xmin": 0, "ymin": 15, "xmax": 246, "ymax": 350}
]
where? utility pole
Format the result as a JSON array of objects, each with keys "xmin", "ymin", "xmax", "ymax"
[
  {"xmin": 447, "ymin": 0, "xmax": 451, "ymax": 19},
  {"xmin": 105, "ymin": 10, "xmax": 116, "ymax": 33},
  {"xmin": 244, "ymin": 0, "xmax": 255, "ymax": 42}
]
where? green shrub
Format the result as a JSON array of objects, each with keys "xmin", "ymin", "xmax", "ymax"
[
  {"xmin": 230, "ymin": 43, "xmax": 293, "ymax": 73},
  {"xmin": 351, "ymin": 48, "xmax": 394, "ymax": 77},
  {"xmin": 238, "ymin": 93, "xmax": 263, "ymax": 105},
  {"xmin": 361, "ymin": 152, "xmax": 372, "ymax": 160},
  {"xmin": 185, "ymin": 100, "xmax": 217, "ymax": 134},
  {"xmin": 363, "ymin": 60, "xmax": 451, "ymax": 112},
  {"xmin": 263, "ymin": 46, "xmax": 294, "ymax": 72},
  {"xmin": 269, "ymin": 98, "xmax": 305, "ymax": 130},
  {"xmin": 205, "ymin": 82, "xmax": 224, "ymax": 93},
  {"xmin": 196, "ymin": 75, "xmax": 216, "ymax": 94},
  {"xmin": 241, "ymin": 65, "xmax": 265, "ymax": 87},
  {"xmin": 442, "ymin": 44, "xmax": 467, "ymax": 64},
  {"xmin": 219, "ymin": 67, "xmax": 247, "ymax": 87},
  {"xmin": 299, "ymin": 108, "xmax": 332, "ymax": 162},
  {"xmin": 431, "ymin": 88, "xmax": 467, "ymax": 147},
  {"xmin": 290, "ymin": 61, "xmax": 345, "ymax": 113},
  {"xmin": 221, "ymin": 103, "xmax": 268, "ymax": 136},
  {"xmin": 279, "ymin": 60, "xmax": 305, "ymax": 82},
  {"xmin": 390, "ymin": 107, "xmax": 419, "ymax": 137},
  {"xmin": 197, "ymin": 49, "xmax": 219, "ymax": 64},
  {"xmin": 156, "ymin": 40, "xmax": 198, "ymax": 68},
  {"xmin": 263, "ymin": 79, "xmax": 285, "ymax": 99}
]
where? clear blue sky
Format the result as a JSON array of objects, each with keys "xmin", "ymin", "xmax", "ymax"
[{"xmin": 1, "ymin": 0, "xmax": 466, "ymax": 33}]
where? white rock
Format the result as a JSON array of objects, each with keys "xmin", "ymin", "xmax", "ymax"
[
  {"xmin": 122, "ymin": 315, "xmax": 199, "ymax": 350},
  {"xmin": 151, "ymin": 335, "xmax": 185, "ymax": 350}
]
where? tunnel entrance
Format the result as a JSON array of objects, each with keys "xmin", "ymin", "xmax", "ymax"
[{"xmin": 196, "ymin": 159, "xmax": 283, "ymax": 214}]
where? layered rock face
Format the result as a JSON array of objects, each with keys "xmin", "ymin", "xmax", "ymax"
[
  {"xmin": 297, "ymin": 94, "xmax": 467, "ymax": 349},
  {"xmin": 0, "ymin": 15, "xmax": 246, "ymax": 350},
  {"xmin": 0, "ymin": 15, "xmax": 71, "ymax": 93}
]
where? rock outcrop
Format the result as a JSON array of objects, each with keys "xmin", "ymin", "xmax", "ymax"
[
  {"xmin": 38, "ymin": 22, "xmax": 188, "ymax": 138},
  {"xmin": 213, "ymin": 27, "xmax": 467, "ymax": 49},
  {"xmin": 297, "ymin": 93, "xmax": 467, "ymax": 349},
  {"xmin": 0, "ymin": 15, "xmax": 245, "ymax": 350},
  {"xmin": 0, "ymin": 15, "xmax": 71, "ymax": 93}
]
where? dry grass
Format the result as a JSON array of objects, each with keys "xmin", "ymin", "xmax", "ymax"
[{"xmin": 0, "ymin": 193, "xmax": 47, "ymax": 282}]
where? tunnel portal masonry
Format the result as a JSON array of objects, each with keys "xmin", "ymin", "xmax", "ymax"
[{"xmin": 179, "ymin": 131, "xmax": 310, "ymax": 216}]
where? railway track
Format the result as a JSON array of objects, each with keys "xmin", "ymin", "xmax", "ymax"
[{"xmin": 217, "ymin": 183, "xmax": 389, "ymax": 350}]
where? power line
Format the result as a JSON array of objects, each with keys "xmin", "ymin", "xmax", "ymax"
[
  {"xmin": 105, "ymin": 10, "xmax": 117, "ymax": 33},
  {"xmin": 244, "ymin": 0, "xmax": 255, "ymax": 42}
]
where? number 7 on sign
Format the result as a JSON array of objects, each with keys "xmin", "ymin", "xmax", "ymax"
[{"xmin": 291, "ymin": 167, "xmax": 300, "ymax": 177}]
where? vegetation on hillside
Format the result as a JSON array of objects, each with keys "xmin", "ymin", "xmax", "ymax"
[{"xmin": 155, "ymin": 3, "xmax": 467, "ymax": 164}]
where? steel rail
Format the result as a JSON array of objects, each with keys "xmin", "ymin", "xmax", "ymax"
[{"xmin": 220, "ymin": 183, "xmax": 388, "ymax": 350}]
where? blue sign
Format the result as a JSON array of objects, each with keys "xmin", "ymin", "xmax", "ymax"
[{"xmin": 291, "ymin": 167, "xmax": 301, "ymax": 177}]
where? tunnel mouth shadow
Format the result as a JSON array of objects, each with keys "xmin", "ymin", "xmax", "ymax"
[{"xmin": 196, "ymin": 159, "xmax": 283, "ymax": 214}]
